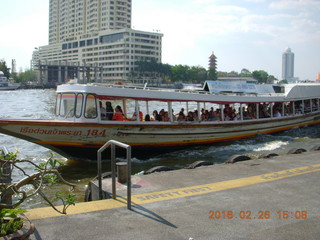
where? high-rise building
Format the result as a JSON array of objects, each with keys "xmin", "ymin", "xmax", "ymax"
[
  {"xmin": 11, "ymin": 59, "xmax": 17, "ymax": 74},
  {"xmin": 49, "ymin": 0, "xmax": 132, "ymax": 44},
  {"xmin": 34, "ymin": 0, "xmax": 163, "ymax": 83},
  {"xmin": 282, "ymin": 47, "xmax": 294, "ymax": 81}
]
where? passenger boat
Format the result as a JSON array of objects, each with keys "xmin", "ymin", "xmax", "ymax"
[
  {"xmin": 0, "ymin": 71, "xmax": 20, "ymax": 90},
  {"xmin": 0, "ymin": 80, "xmax": 320, "ymax": 160}
]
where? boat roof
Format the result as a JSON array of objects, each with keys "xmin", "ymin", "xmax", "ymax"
[{"xmin": 56, "ymin": 81, "xmax": 320, "ymax": 104}]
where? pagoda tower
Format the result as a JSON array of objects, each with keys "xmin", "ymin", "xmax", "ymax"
[{"xmin": 209, "ymin": 52, "xmax": 217, "ymax": 71}]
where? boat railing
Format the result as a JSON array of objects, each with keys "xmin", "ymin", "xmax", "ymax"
[
  {"xmin": 88, "ymin": 82, "xmax": 288, "ymax": 97},
  {"xmin": 97, "ymin": 140, "xmax": 132, "ymax": 210}
]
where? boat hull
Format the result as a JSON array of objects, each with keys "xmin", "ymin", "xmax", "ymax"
[{"xmin": 1, "ymin": 112, "xmax": 320, "ymax": 160}]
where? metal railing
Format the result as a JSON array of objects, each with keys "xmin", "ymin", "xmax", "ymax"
[{"xmin": 97, "ymin": 140, "xmax": 132, "ymax": 210}]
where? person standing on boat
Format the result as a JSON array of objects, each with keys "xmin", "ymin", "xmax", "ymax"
[
  {"xmin": 99, "ymin": 101, "xmax": 107, "ymax": 120},
  {"xmin": 112, "ymin": 105, "xmax": 124, "ymax": 121},
  {"xmin": 105, "ymin": 101, "xmax": 114, "ymax": 120}
]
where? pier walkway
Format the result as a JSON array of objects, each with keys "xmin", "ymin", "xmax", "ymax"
[{"xmin": 26, "ymin": 151, "xmax": 320, "ymax": 240}]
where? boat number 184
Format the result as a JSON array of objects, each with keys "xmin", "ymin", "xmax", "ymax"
[{"xmin": 86, "ymin": 129, "xmax": 106, "ymax": 137}]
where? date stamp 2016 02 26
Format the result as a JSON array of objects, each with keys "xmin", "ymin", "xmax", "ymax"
[{"xmin": 208, "ymin": 210, "xmax": 308, "ymax": 220}]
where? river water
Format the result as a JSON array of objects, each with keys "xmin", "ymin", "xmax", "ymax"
[{"xmin": 1, "ymin": 89, "xmax": 320, "ymax": 209}]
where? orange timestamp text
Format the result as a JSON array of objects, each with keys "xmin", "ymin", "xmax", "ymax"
[{"xmin": 208, "ymin": 210, "xmax": 307, "ymax": 220}]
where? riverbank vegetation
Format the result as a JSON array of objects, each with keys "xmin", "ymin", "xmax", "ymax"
[
  {"xmin": 133, "ymin": 60, "xmax": 278, "ymax": 84},
  {"xmin": 1, "ymin": 59, "xmax": 278, "ymax": 85},
  {"xmin": 0, "ymin": 60, "xmax": 38, "ymax": 84}
]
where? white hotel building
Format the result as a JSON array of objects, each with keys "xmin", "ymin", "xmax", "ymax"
[
  {"xmin": 33, "ymin": 0, "xmax": 163, "ymax": 83},
  {"xmin": 282, "ymin": 47, "xmax": 295, "ymax": 82}
]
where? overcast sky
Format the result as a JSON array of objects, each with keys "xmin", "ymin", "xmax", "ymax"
[{"xmin": 0, "ymin": 0, "xmax": 319, "ymax": 80}]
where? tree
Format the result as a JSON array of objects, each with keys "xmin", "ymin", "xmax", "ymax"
[
  {"xmin": 240, "ymin": 68, "xmax": 251, "ymax": 77},
  {"xmin": 16, "ymin": 70, "xmax": 38, "ymax": 83},
  {"xmin": 252, "ymin": 70, "xmax": 269, "ymax": 84},
  {"xmin": 0, "ymin": 152, "xmax": 76, "ymax": 214},
  {"xmin": 267, "ymin": 75, "xmax": 277, "ymax": 84},
  {"xmin": 208, "ymin": 68, "xmax": 217, "ymax": 80},
  {"xmin": 0, "ymin": 151, "xmax": 76, "ymax": 237},
  {"xmin": 0, "ymin": 60, "xmax": 10, "ymax": 79},
  {"xmin": 279, "ymin": 79, "xmax": 288, "ymax": 84},
  {"xmin": 171, "ymin": 65, "xmax": 190, "ymax": 82},
  {"xmin": 135, "ymin": 59, "xmax": 173, "ymax": 84}
]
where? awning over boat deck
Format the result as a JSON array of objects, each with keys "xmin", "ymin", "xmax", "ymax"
[
  {"xmin": 285, "ymin": 84, "xmax": 320, "ymax": 100},
  {"xmin": 203, "ymin": 81, "xmax": 276, "ymax": 95}
]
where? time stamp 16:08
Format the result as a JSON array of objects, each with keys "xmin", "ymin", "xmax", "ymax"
[{"xmin": 208, "ymin": 210, "xmax": 308, "ymax": 220}]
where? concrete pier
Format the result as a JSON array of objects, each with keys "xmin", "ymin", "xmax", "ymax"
[{"xmin": 26, "ymin": 150, "xmax": 320, "ymax": 240}]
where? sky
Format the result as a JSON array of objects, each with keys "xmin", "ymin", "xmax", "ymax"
[{"xmin": 0, "ymin": 0, "xmax": 319, "ymax": 80}]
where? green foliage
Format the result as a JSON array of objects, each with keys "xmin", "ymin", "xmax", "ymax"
[
  {"xmin": 240, "ymin": 68, "xmax": 251, "ymax": 77},
  {"xmin": 0, "ymin": 151, "xmax": 19, "ymax": 162},
  {"xmin": 1, "ymin": 151, "xmax": 76, "ymax": 224},
  {"xmin": 0, "ymin": 60, "xmax": 10, "ymax": 79},
  {"xmin": 54, "ymin": 192, "xmax": 77, "ymax": 214},
  {"xmin": 134, "ymin": 60, "xmax": 277, "ymax": 84},
  {"xmin": 44, "ymin": 174, "xmax": 59, "ymax": 184},
  {"xmin": 252, "ymin": 70, "xmax": 269, "ymax": 84},
  {"xmin": 16, "ymin": 70, "xmax": 38, "ymax": 83},
  {"xmin": 208, "ymin": 68, "xmax": 217, "ymax": 80},
  {"xmin": 135, "ymin": 59, "xmax": 172, "ymax": 81},
  {"xmin": 0, "ymin": 208, "xmax": 26, "ymax": 237},
  {"xmin": 35, "ymin": 152, "xmax": 64, "ymax": 171}
]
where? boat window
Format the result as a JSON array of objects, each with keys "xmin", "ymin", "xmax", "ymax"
[
  {"xmin": 85, "ymin": 94, "xmax": 97, "ymax": 119},
  {"xmin": 59, "ymin": 93, "xmax": 76, "ymax": 118},
  {"xmin": 75, "ymin": 94, "xmax": 84, "ymax": 118},
  {"xmin": 55, "ymin": 93, "xmax": 62, "ymax": 116}
]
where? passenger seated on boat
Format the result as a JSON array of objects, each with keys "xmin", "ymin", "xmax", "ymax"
[
  {"xmin": 105, "ymin": 101, "xmax": 114, "ymax": 120},
  {"xmin": 171, "ymin": 109, "xmax": 177, "ymax": 121},
  {"xmin": 131, "ymin": 109, "xmax": 143, "ymax": 121},
  {"xmin": 186, "ymin": 111, "xmax": 194, "ymax": 121},
  {"xmin": 179, "ymin": 108, "xmax": 185, "ymax": 115},
  {"xmin": 209, "ymin": 109, "xmax": 220, "ymax": 121},
  {"xmin": 177, "ymin": 111, "xmax": 186, "ymax": 121},
  {"xmin": 192, "ymin": 110, "xmax": 198, "ymax": 121},
  {"xmin": 112, "ymin": 105, "xmax": 124, "ymax": 121},
  {"xmin": 159, "ymin": 109, "xmax": 165, "ymax": 120},
  {"xmin": 274, "ymin": 109, "xmax": 282, "ymax": 118},
  {"xmin": 201, "ymin": 110, "xmax": 209, "ymax": 121},
  {"xmin": 162, "ymin": 111, "xmax": 170, "ymax": 122},
  {"xmin": 243, "ymin": 111, "xmax": 251, "ymax": 120},
  {"xmin": 260, "ymin": 108, "xmax": 271, "ymax": 118},
  {"xmin": 152, "ymin": 110, "xmax": 162, "ymax": 121},
  {"xmin": 144, "ymin": 114, "xmax": 151, "ymax": 121},
  {"xmin": 209, "ymin": 107, "xmax": 214, "ymax": 119},
  {"xmin": 99, "ymin": 101, "xmax": 107, "ymax": 120}
]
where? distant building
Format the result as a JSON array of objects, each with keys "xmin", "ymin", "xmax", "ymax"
[
  {"xmin": 31, "ymin": 49, "xmax": 39, "ymax": 70},
  {"xmin": 11, "ymin": 59, "xmax": 16, "ymax": 74},
  {"xmin": 33, "ymin": 0, "xmax": 163, "ymax": 83},
  {"xmin": 48, "ymin": 0, "xmax": 132, "ymax": 45},
  {"xmin": 208, "ymin": 52, "xmax": 217, "ymax": 71},
  {"xmin": 217, "ymin": 77, "xmax": 257, "ymax": 84},
  {"xmin": 282, "ymin": 47, "xmax": 294, "ymax": 81}
]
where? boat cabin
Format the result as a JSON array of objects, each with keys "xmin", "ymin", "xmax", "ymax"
[{"xmin": 55, "ymin": 82, "xmax": 320, "ymax": 124}]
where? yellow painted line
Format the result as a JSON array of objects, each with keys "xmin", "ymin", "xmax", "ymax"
[
  {"xmin": 25, "ymin": 164, "xmax": 320, "ymax": 220},
  {"xmin": 132, "ymin": 164, "xmax": 320, "ymax": 204}
]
